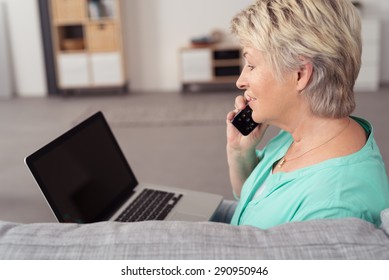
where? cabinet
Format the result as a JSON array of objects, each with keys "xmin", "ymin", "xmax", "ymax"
[
  {"xmin": 179, "ymin": 45, "xmax": 242, "ymax": 91},
  {"xmin": 355, "ymin": 19, "xmax": 380, "ymax": 91},
  {"xmin": 49, "ymin": 0, "xmax": 126, "ymax": 92}
]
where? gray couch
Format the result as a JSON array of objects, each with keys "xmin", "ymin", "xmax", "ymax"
[{"xmin": 1, "ymin": 209, "xmax": 389, "ymax": 259}]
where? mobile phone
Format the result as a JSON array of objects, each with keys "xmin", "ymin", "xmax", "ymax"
[{"xmin": 231, "ymin": 105, "xmax": 259, "ymax": 136}]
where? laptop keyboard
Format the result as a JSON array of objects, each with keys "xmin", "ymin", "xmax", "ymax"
[{"xmin": 115, "ymin": 188, "xmax": 183, "ymax": 222}]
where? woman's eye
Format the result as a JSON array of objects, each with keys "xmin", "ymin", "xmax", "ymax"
[{"xmin": 247, "ymin": 65, "xmax": 255, "ymax": 71}]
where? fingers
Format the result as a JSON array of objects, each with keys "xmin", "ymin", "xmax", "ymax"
[
  {"xmin": 226, "ymin": 95, "xmax": 248, "ymax": 123},
  {"xmin": 234, "ymin": 95, "xmax": 247, "ymax": 111},
  {"xmin": 226, "ymin": 110, "xmax": 236, "ymax": 122}
]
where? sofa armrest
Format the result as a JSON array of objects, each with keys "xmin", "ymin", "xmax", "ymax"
[{"xmin": 1, "ymin": 215, "xmax": 389, "ymax": 259}]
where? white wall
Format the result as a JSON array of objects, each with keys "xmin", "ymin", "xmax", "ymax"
[
  {"xmin": 361, "ymin": 0, "xmax": 389, "ymax": 84},
  {"xmin": 0, "ymin": 0, "xmax": 46, "ymax": 97},
  {"xmin": 122, "ymin": 0, "xmax": 252, "ymax": 91},
  {"xmin": 0, "ymin": 2, "xmax": 12, "ymax": 98}
]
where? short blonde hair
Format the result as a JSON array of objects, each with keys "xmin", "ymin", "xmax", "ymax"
[{"xmin": 231, "ymin": 0, "xmax": 362, "ymax": 118}]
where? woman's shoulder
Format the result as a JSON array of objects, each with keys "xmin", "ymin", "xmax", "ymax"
[
  {"xmin": 350, "ymin": 116, "xmax": 372, "ymax": 132},
  {"xmin": 333, "ymin": 116, "xmax": 368, "ymax": 157},
  {"xmin": 295, "ymin": 155, "xmax": 389, "ymax": 201}
]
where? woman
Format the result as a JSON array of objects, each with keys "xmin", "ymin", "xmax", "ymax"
[{"xmin": 225, "ymin": 0, "xmax": 389, "ymax": 228}]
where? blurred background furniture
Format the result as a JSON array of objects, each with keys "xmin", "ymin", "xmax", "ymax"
[
  {"xmin": 179, "ymin": 44, "xmax": 242, "ymax": 92},
  {"xmin": 39, "ymin": 0, "xmax": 128, "ymax": 95}
]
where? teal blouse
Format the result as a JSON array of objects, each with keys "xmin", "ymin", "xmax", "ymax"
[{"xmin": 231, "ymin": 117, "xmax": 389, "ymax": 228}]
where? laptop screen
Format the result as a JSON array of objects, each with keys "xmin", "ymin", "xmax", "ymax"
[{"xmin": 25, "ymin": 112, "xmax": 138, "ymax": 223}]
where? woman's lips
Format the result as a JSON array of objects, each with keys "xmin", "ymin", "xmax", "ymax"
[{"xmin": 246, "ymin": 94, "xmax": 257, "ymax": 102}]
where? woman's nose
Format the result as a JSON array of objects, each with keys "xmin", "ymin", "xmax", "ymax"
[{"xmin": 236, "ymin": 72, "xmax": 247, "ymax": 90}]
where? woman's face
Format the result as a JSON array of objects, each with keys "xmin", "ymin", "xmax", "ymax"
[{"xmin": 236, "ymin": 47, "xmax": 299, "ymax": 126}]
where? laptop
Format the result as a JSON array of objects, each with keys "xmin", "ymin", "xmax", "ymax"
[{"xmin": 25, "ymin": 111, "xmax": 223, "ymax": 223}]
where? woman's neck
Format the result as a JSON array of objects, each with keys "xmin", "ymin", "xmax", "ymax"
[{"xmin": 283, "ymin": 114, "xmax": 351, "ymax": 152}]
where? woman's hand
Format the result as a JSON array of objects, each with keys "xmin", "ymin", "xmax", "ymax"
[
  {"xmin": 226, "ymin": 95, "xmax": 267, "ymax": 153},
  {"xmin": 226, "ymin": 95, "xmax": 268, "ymax": 198}
]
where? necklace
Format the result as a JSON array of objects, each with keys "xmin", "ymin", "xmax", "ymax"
[{"xmin": 277, "ymin": 119, "xmax": 351, "ymax": 168}]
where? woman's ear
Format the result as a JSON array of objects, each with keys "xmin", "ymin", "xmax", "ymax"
[{"xmin": 296, "ymin": 58, "xmax": 313, "ymax": 92}]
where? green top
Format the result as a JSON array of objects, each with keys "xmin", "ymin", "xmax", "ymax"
[{"xmin": 231, "ymin": 117, "xmax": 389, "ymax": 228}]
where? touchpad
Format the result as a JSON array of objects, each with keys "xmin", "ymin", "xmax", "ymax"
[{"xmin": 169, "ymin": 212, "xmax": 205, "ymax": 222}]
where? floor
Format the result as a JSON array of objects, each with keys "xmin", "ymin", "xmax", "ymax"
[{"xmin": 0, "ymin": 88, "xmax": 388, "ymax": 223}]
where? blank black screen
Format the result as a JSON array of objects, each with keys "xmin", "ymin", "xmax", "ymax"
[{"xmin": 26, "ymin": 112, "xmax": 137, "ymax": 223}]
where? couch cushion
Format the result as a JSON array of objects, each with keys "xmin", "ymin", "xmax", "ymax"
[
  {"xmin": 381, "ymin": 208, "xmax": 389, "ymax": 235},
  {"xmin": 0, "ymin": 216, "xmax": 389, "ymax": 259}
]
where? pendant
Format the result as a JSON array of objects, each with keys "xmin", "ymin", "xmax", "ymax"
[{"xmin": 278, "ymin": 157, "xmax": 286, "ymax": 168}]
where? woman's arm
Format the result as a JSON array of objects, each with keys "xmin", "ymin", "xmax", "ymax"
[{"xmin": 226, "ymin": 145, "xmax": 259, "ymax": 198}]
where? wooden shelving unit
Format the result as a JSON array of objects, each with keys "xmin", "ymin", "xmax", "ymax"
[
  {"xmin": 48, "ymin": 0, "xmax": 127, "ymax": 92},
  {"xmin": 179, "ymin": 44, "xmax": 242, "ymax": 91}
]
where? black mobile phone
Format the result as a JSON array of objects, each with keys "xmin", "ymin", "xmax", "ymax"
[{"xmin": 231, "ymin": 105, "xmax": 259, "ymax": 136}]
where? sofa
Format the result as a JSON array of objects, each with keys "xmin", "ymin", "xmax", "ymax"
[{"xmin": 0, "ymin": 209, "xmax": 388, "ymax": 259}]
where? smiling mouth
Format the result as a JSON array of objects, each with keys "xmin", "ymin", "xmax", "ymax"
[{"xmin": 246, "ymin": 94, "xmax": 257, "ymax": 102}]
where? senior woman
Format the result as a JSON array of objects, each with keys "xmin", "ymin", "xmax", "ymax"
[{"xmin": 223, "ymin": 0, "xmax": 389, "ymax": 229}]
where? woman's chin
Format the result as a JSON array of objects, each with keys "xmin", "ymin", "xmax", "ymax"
[
  {"xmin": 252, "ymin": 116, "xmax": 262, "ymax": 124},
  {"xmin": 251, "ymin": 111, "xmax": 262, "ymax": 123}
]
